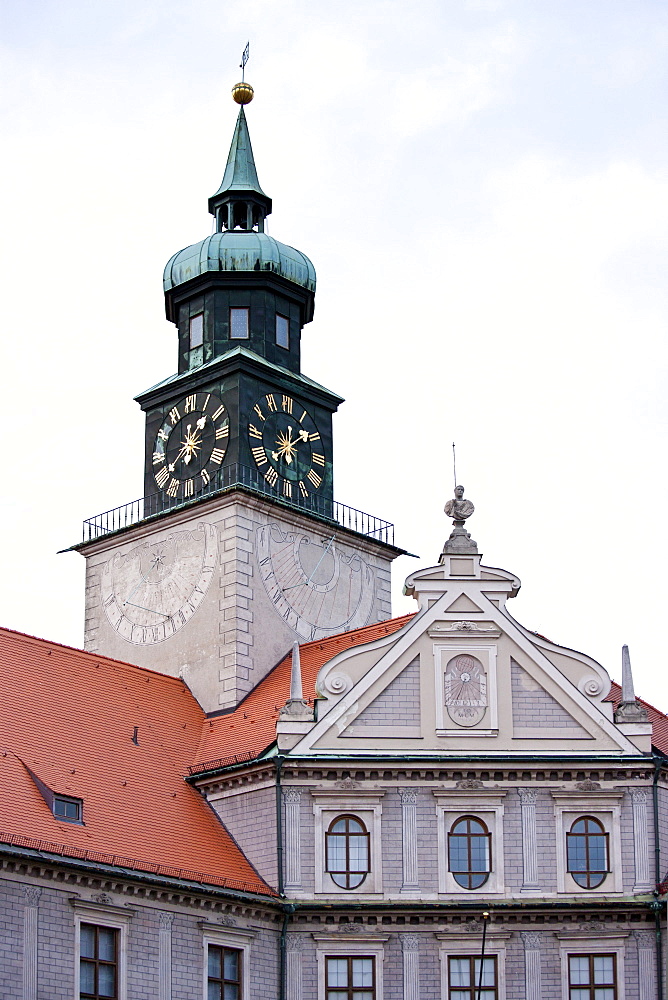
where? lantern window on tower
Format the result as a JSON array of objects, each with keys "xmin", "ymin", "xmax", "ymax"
[
  {"xmin": 230, "ymin": 307, "xmax": 249, "ymax": 339},
  {"xmin": 275, "ymin": 314, "xmax": 289, "ymax": 350},
  {"xmin": 189, "ymin": 313, "xmax": 204, "ymax": 350}
]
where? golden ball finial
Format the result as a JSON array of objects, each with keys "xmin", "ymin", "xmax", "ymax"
[{"xmin": 232, "ymin": 81, "xmax": 254, "ymax": 105}]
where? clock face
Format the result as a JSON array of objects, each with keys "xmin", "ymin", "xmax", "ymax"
[
  {"xmin": 247, "ymin": 392, "xmax": 326, "ymax": 503},
  {"xmin": 256, "ymin": 521, "xmax": 376, "ymax": 641},
  {"xmin": 152, "ymin": 390, "xmax": 229, "ymax": 500},
  {"xmin": 100, "ymin": 523, "xmax": 218, "ymax": 644}
]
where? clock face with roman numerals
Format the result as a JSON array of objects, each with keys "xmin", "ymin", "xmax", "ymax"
[
  {"xmin": 247, "ymin": 392, "xmax": 326, "ymax": 502},
  {"xmin": 152, "ymin": 390, "xmax": 229, "ymax": 500}
]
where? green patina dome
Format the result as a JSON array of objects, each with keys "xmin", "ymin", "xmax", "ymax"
[{"xmin": 163, "ymin": 230, "xmax": 316, "ymax": 293}]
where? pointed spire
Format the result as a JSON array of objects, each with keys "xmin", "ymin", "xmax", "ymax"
[
  {"xmin": 290, "ymin": 642, "xmax": 303, "ymax": 701},
  {"xmin": 215, "ymin": 106, "xmax": 267, "ymax": 197},
  {"xmin": 614, "ymin": 644, "xmax": 649, "ymax": 724},
  {"xmin": 208, "ymin": 93, "xmax": 272, "ymax": 232}
]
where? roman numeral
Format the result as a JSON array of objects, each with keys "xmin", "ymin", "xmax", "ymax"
[
  {"xmin": 210, "ymin": 448, "xmax": 225, "ymax": 464},
  {"xmin": 283, "ymin": 480, "xmax": 293, "ymax": 498},
  {"xmin": 184, "ymin": 394, "xmax": 197, "ymax": 413},
  {"xmin": 298, "ymin": 480, "xmax": 309, "ymax": 498},
  {"xmin": 201, "ymin": 469, "xmax": 211, "ymax": 485},
  {"xmin": 152, "ymin": 452, "xmax": 165, "ymax": 465},
  {"xmin": 312, "ymin": 453, "xmax": 325, "ymax": 466},
  {"xmin": 253, "ymin": 403, "xmax": 265, "ymax": 421},
  {"xmin": 299, "ymin": 410, "xmax": 307, "ymax": 424},
  {"xmin": 155, "ymin": 467, "xmax": 169, "ymax": 488},
  {"xmin": 157, "ymin": 429, "xmax": 169, "ymax": 442},
  {"xmin": 308, "ymin": 432, "xmax": 320, "ymax": 441},
  {"xmin": 166, "ymin": 478, "xmax": 180, "ymax": 497},
  {"xmin": 252, "ymin": 446, "xmax": 267, "ymax": 466},
  {"xmin": 212, "ymin": 404, "xmax": 225, "ymax": 420},
  {"xmin": 203, "ymin": 393, "xmax": 211, "ymax": 411},
  {"xmin": 307, "ymin": 470, "xmax": 322, "ymax": 488},
  {"xmin": 168, "ymin": 406, "xmax": 180, "ymax": 425},
  {"xmin": 266, "ymin": 393, "xmax": 277, "ymax": 412},
  {"xmin": 264, "ymin": 467, "xmax": 278, "ymax": 487},
  {"xmin": 184, "ymin": 479, "xmax": 194, "ymax": 497},
  {"xmin": 249, "ymin": 424, "xmax": 263, "ymax": 439},
  {"xmin": 282, "ymin": 395, "xmax": 293, "ymax": 414},
  {"xmin": 215, "ymin": 425, "xmax": 229, "ymax": 439}
]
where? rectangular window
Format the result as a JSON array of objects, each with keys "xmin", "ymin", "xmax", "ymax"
[
  {"xmin": 568, "ymin": 954, "xmax": 616, "ymax": 1000},
  {"xmin": 326, "ymin": 956, "xmax": 375, "ymax": 1000},
  {"xmin": 189, "ymin": 313, "xmax": 204, "ymax": 349},
  {"xmin": 230, "ymin": 307, "xmax": 249, "ymax": 339},
  {"xmin": 208, "ymin": 945, "xmax": 242, "ymax": 1000},
  {"xmin": 275, "ymin": 313, "xmax": 289, "ymax": 349},
  {"xmin": 53, "ymin": 795, "xmax": 83, "ymax": 823},
  {"xmin": 80, "ymin": 923, "xmax": 118, "ymax": 999},
  {"xmin": 448, "ymin": 955, "xmax": 497, "ymax": 1000}
]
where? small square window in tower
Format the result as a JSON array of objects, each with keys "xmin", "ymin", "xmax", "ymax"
[
  {"xmin": 230, "ymin": 307, "xmax": 249, "ymax": 339},
  {"xmin": 275, "ymin": 313, "xmax": 289, "ymax": 349}
]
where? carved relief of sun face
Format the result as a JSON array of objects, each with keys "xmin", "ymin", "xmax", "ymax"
[{"xmin": 444, "ymin": 653, "xmax": 488, "ymax": 727}]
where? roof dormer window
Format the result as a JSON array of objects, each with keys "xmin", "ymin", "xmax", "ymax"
[{"xmin": 53, "ymin": 795, "xmax": 83, "ymax": 824}]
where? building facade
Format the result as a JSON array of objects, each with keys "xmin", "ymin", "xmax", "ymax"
[{"xmin": 1, "ymin": 82, "xmax": 667, "ymax": 1000}]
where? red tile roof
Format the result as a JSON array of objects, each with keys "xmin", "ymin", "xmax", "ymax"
[
  {"xmin": 0, "ymin": 628, "xmax": 273, "ymax": 896},
  {"xmin": 192, "ymin": 615, "xmax": 415, "ymax": 772},
  {"xmin": 607, "ymin": 681, "xmax": 668, "ymax": 754}
]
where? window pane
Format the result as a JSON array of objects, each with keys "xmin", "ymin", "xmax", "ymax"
[
  {"xmin": 98, "ymin": 963, "xmax": 116, "ymax": 997},
  {"xmin": 593, "ymin": 991, "xmax": 615, "ymax": 1000},
  {"xmin": 190, "ymin": 313, "xmax": 204, "ymax": 349},
  {"xmin": 352, "ymin": 993, "xmax": 374, "ymax": 1000},
  {"xmin": 223, "ymin": 985, "xmax": 239, "ymax": 1000},
  {"xmin": 570, "ymin": 990, "xmax": 590, "ymax": 1000},
  {"xmin": 98, "ymin": 928, "xmax": 115, "ymax": 962},
  {"xmin": 469, "ymin": 837, "xmax": 490, "ymax": 871},
  {"xmin": 80, "ymin": 925, "xmax": 96, "ymax": 959},
  {"xmin": 351, "ymin": 958, "xmax": 373, "ymax": 986},
  {"xmin": 449, "ymin": 958, "xmax": 471, "ymax": 987},
  {"xmin": 230, "ymin": 308, "xmax": 249, "ymax": 339},
  {"xmin": 593, "ymin": 956, "xmax": 615, "ymax": 983},
  {"xmin": 349, "ymin": 837, "xmax": 369, "ymax": 871},
  {"xmin": 569, "ymin": 956, "xmax": 590, "ymax": 984},
  {"xmin": 223, "ymin": 950, "xmax": 239, "ymax": 982},
  {"xmin": 474, "ymin": 958, "xmax": 496, "ymax": 987},
  {"xmin": 327, "ymin": 958, "xmax": 349, "ymax": 986},
  {"xmin": 80, "ymin": 960, "xmax": 96, "ymax": 993},
  {"xmin": 208, "ymin": 984, "xmax": 222, "ymax": 1000},
  {"xmin": 276, "ymin": 314, "xmax": 289, "ymax": 349},
  {"xmin": 208, "ymin": 947, "xmax": 222, "ymax": 978}
]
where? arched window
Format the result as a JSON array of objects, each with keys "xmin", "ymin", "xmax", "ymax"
[
  {"xmin": 325, "ymin": 815, "xmax": 370, "ymax": 889},
  {"xmin": 448, "ymin": 816, "xmax": 491, "ymax": 889},
  {"xmin": 567, "ymin": 816, "xmax": 609, "ymax": 889}
]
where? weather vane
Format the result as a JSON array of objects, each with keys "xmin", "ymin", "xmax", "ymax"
[
  {"xmin": 452, "ymin": 441, "xmax": 457, "ymax": 489},
  {"xmin": 240, "ymin": 42, "xmax": 250, "ymax": 82}
]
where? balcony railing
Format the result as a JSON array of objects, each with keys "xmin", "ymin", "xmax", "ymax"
[{"xmin": 82, "ymin": 463, "xmax": 395, "ymax": 546}]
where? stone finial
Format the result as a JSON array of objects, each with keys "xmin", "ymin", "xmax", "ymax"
[
  {"xmin": 614, "ymin": 645, "xmax": 649, "ymax": 724},
  {"xmin": 441, "ymin": 485, "xmax": 478, "ymax": 556},
  {"xmin": 279, "ymin": 643, "xmax": 313, "ymax": 722}
]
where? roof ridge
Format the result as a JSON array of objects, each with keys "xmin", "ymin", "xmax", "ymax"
[{"xmin": 0, "ymin": 626, "xmax": 197, "ymax": 691}]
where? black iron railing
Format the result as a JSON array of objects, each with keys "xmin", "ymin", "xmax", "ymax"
[{"xmin": 82, "ymin": 463, "xmax": 395, "ymax": 546}]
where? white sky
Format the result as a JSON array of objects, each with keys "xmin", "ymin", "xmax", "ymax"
[{"xmin": 1, "ymin": 0, "xmax": 667, "ymax": 709}]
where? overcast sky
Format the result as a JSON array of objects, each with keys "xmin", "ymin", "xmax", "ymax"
[{"xmin": 1, "ymin": 0, "xmax": 667, "ymax": 709}]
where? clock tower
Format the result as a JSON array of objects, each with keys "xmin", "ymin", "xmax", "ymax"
[{"xmin": 77, "ymin": 83, "xmax": 405, "ymax": 713}]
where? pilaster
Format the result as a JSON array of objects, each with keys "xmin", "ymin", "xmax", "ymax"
[
  {"xmin": 284, "ymin": 788, "xmax": 303, "ymax": 890},
  {"xmin": 518, "ymin": 788, "xmax": 540, "ymax": 891},
  {"xmin": 521, "ymin": 931, "xmax": 542, "ymax": 1000},
  {"xmin": 399, "ymin": 788, "xmax": 420, "ymax": 893},
  {"xmin": 635, "ymin": 930, "xmax": 656, "ymax": 1000},
  {"xmin": 630, "ymin": 788, "xmax": 653, "ymax": 892},
  {"xmin": 286, "ymin": 933, "xmax": 308, "ymax": 1000},
  {"xmin": 400, "ymin": 934, "xmax": 420, "ymax": 1000},
  {"xmin": 159, "ymin": 912, "xmax": 174, "ymax": 1000},
  {"xmin": 22, "ymin": 885, "xmax": 41, "ymax": 1000}
]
